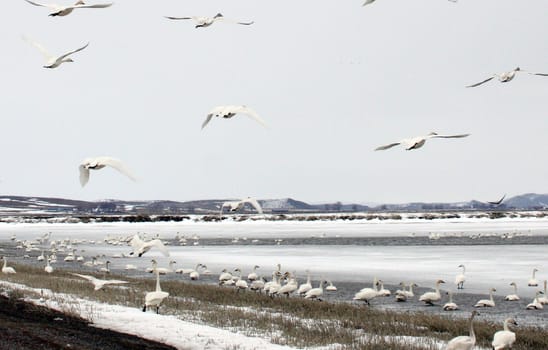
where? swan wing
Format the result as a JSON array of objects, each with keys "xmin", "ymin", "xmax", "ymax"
[
  {"xmin": 164, "ymin": 16, "xmax": 193, "ymax": 20},
  {"xmin": 23, "ymin": 0, "xmax": 57, "ymax": 9},
  {"xmin": 70, "ymin": 272, "xmax": 97, "ymax": 282},
  {"xmin": 429, "ymin": 133, "xmax": 470, "ymax": 139},
  {"xmin": 103, "ymin": 279, "xmax": 129, "ymax": 285},
  {"xmin": 73, "ymin": 3, "xmax": 113, "ymax": 9},
  {"xmin": 201, "ymin": 114, "xmax": 214, "ymax": 129},
  {"xmin": 374, "ymin": 142, "xmax": 400, "ymax": 151},
  {"xmin": 362, "ymin": 0, "xmax": 375, "ymax": 6},
  {"xmin": 96, "ymin": 156, "xmax": 136, "ymax": 181},
  {"xmin": 58, "ymin": 42, "xmax": 89, "ymax": 61},
  {"xmin": 487, "ymin": 194, "xmax": 506, "ymax": 205},
  {"xmin": 79, "ymin": 164, "xmax": 90, "ymax": 187},
  {"xmin": 215, "ymin": 16, "xmax": 254, "ymax": 25},
  {"xmin": 22, "ymin": 36, "xmax": 53, "ymax": 61},
  {"xmin": 466, "ymin": 76, "xmax": 495, "ymax": 88},
  {"xmin": 243, "ymin": 198, "xmax": 263, "ymax": 214},
  {"xmin": 237, "ymin": 106, "xmax": 267, "ymax": 128},
  {"xmin": 529, "ymin": 72, "xmax": 548, "ymax": 76},
  {"xmin": 148, "ymin": 239, "xmax": 170, "ymax": 257}
]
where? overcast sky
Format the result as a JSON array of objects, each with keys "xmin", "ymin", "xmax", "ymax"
[{"xmin": 1, "ymin": 0, "xmax": 547, "ymax": 204}]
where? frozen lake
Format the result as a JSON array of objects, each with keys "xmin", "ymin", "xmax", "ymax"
[{"xmin": 1, "ymin": 217, "xmax": 547, "ymax": 326}]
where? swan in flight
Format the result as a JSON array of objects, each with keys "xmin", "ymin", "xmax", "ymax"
[
  {"xmin": 486, "ymin": 194, "xmax": 506, "ymax": 206},
  {"xmin": 419, "ymin": 279, "xmax": 445, "ymax": 305},
  {"xmin": 70, "ymin": 273, "xmax": 128, "ymax": 291},
  {"xmin": 202, "ymin": 105, "xmax": 266, "ymax": 129},
  {"xmin": 445, "ymin": 310, "xmax": 478, "ymax": 350},
  {"xmin": 528, "ymin": 268, "xmax": 539, "ymax": 286},
  {"xmin": 165, "ymin": 13, "xmax": 253, "ymax": 28},
  {"xmin": 220, "ymin": 197, "xmax": 263, "ymax": 217},
  {"xmin": 505, "ymin": 282, "xmax": 520, "ymax": 301},
  {"xmin": 443, "ymin": 291, "xmax": 459, "ymax": 311},
  {"xmin": 129, "ymin": 234, "xmax": 170, "ymax": 257},
  {"xmin": 143, "ymin": 268, "xmax": 169, "ymax": 313},
  {"xmin": 79, "ymin": 156, "xmax": 136, "ymax": 187},
  {"xmin": 24, "ymin": 0, "xmax": 113, "ymax": 16},
  {"xmin": 1, "ymin": 257, "xmax": 16, "ymax": 274},
  {"xmin": 492, "ymin": 318, "xmax": 517, "ymax": 350},
  {"xmin": 23, "ymin": 36, "xmax": 89, "ymax": 69},
  {"xmin": 466, "ymin": 67, "xmax": 548, "ymax": 88},
  {"xmin": 474, "ymin": 288, "xmax": 496, "ymax": 308},
  {"xmin": 525, "ymin": 291, "xmax": 544, "ymax": 310},
  {"xmin": 455, "ymin": 264, "xmax": 466, "ymax": 289},
  {"xmin": 375, "ymin": 132, "xmax": 470, "ymax": 151}
]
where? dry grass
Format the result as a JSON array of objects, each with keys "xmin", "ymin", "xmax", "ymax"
[{"xmin": 2, "ymin": 263, "xmax": 547, "ymax": 350}]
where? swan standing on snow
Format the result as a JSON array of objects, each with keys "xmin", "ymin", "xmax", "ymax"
[
  {"xmin": 505, "ymin": 282, "xmax": 520, "ymax": 301},
  {"xmin": 419, "ymin": 279, "xmax": 445, "ymax": 305},
  {"xmin": 445, "ymin": 310, "xmax": 478, "ymax": 350},
  {"xmin": 220, "ymin": 197, "xmax": 263, "ymax": 217},
  {"xmin": 79, "ymin": 156, "xmax": 136, "ymax": 187},
  {"xmin": 23, "ymin": 36, "xmax": 89, "ymax": 69},
  {"xmin": 24, "ymin": 0, "xmax": 113, "ymax": 17},
  {"xmin": 375, "ymin": 132, "xmax": 470, "ymax": 151},
  {"xmin": 165, "ymin": 13, "xmax": 254, "ymax": 28},
  {"xmin": 443, "ymin": 291, "xmax": 459, "ymax": 311},
  {"xmin": 526, "ymin": 291, "xmax": 544, "ymax": 310},
  {"xmin": 455, "ymin": 264, "xmax": 466, "ymax": 289},
  {"xmin": 1, "ymin": 257, "xmax": 16, "ymax": 274},
  {"xmin": 474, "ymin": 288, "xmax": 496, "ymax": 308},
  {"xmin": 466, "ymin": 67, "xmax": 548, "ymax": 88},
  {"xmin": 130, "ymin": 234, "xmax": 170, "ymax": 257},
  {"xmin": 143, "ymin": 267, "xmax": 169, "ymax": 313},
  {"xmin": 202, "ymin": 105, "xmax": 267, "ymax": 129},
  {"xmin": 528, "ymin": 268, "xmax": 539, "ymax": 286},
  {"xmin": 70, "ymin": 273, "xmax": 128, "ymax": 291},
  {"xmin": 492, "ymin": 318, "xmax": 518, "ymax": 350}
]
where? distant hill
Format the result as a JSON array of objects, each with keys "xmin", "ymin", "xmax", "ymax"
[{"xmin": 0, "ymin": 193, "xmax": 545, "ymax": 216}]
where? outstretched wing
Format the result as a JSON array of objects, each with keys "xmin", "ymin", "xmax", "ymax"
[
  {"xmin": 97, "ymin": 156, "xmax": 137, "ymax": 181},
  {"xmin": 70, "ymin": 272, "xmax": 96, "ymax": 282},
  {"xmin": 362, "ymin": 0, "xmax": 376, "ymax": 6},
  {"xmin": 58, "ymin": 42, "xmax": 89, "ymax": 61},
  {"xmin": 130, "ymin": 234, "xmax": 144, "ymax": 254},
  {"xmin": 487, "ymin": 194, "xmax": 506, "ymax": 206},
  {"xmin": 149, "ymin": 239, "xmax": 170, "ymax": 257},
  {"xmin": 73, "ymin": 3, "xmax": 113, "ymax": 9},
  {"xmin": 429, "ymin": 133, "xmax": 470, "ymax": 139},
  {"xmin": 243, "ymin": 198, "xmax": 263, "ymax": 214},
  {"xmin": 466, "ymin": 76, "xmax": 494, "ymax": 88},
  {"xmin": 79, "ymin": 164, "xmax": 90, "ymax": 187},
  {"xmin": 164, "ymin": 16, "xmax": 193, "ymax": 20},
  {"xmin": 103, "ymin": 279, "xmax": 129, "ymax": 286},
  {"xmin": 22, "ymin": 35, "xmax": 53, "ymax": 61},
  {"xmin": 238, "ymin": 106, "xmax": 267, "ymax": 128},
  {"xmin": 529, "ymin": 72, "xmax": 548, "ymax": 77},
  {"xmin": 374, "ymin": 142, "xmax": 401, "ymax": 151},
  {"xmin": 23, "ymin": 0, "xmax": 56, "ymax": 9},
  {"xmin": 201, "ymin": 114, "xmax": 214, "ymax": 129}
]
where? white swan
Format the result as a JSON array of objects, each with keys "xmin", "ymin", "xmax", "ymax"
[
  {"xmin": 98, "ymin": 260, "xmax": 111, "ymax": 273},
  {"xmin": 304, "ymin": 279, "xmax": 325, "ymax": 300},
  {"xmin": 395, "ymin": 282, "xmax": 414, "ymax": 302},
  {"xmin": 504, "ymin": 282, "xmax": 520, "ymax": 301},
  {"xmin": 143, "ymin": 268, "xmax": 169, "ymax": 313},
  {"xmin": 247, "ymin": 265, "xmax": 260, "ymax": 281},
  {"xmin": 129, "ymin": 234, "xmax": 169, "ymax": 257},
  {"xmin": 148, "ymin": 259, "xmax": 175, "ymax": 275},
  {"xmin": 1, "ymin": 257, "xmax": 16, "ymax": 274},
  {"xmin": 443, "ymin": 291, "xmax": 459, "ymax": 311},
  {"xmin": 124, "ymin": 264, "xmax": 137, "ymax": 270},
  {"xmin": 70, "ymin": 272, "xmax": 128, "ymax": 291},
  {"xmin": 474, "ymin": 288, "xmax": 496, "ymax": 308},
  {"xmin": 37, "ymin": 251, "xmax": 45, "ymax": 262},
  {"xmin": 233, "ymin": 268, "xmax": 248, "ymax": 291},
  {"xmin": 353, "ymin": 279, "xmax": 380, "ymax": 306},
  {"xmin": 218, "ymin": 268, "xmax": 233, "ymax": 284},
  {"xmin": 445, "ymin": 310, "xmax": 478, "ymax": 350},
  {"xmin": 526, "ymin": 291, "xmax": 544, "ymax": 310},
  {"xmin": 23, "ymin": 36, "xmax": 89, "ymax": 69},
  {"xmin": 528, "ymin": 268, "xmax": 539, "ymax": 286},
  {"xmin": 44, "ymin": 255, "xmax": 54, "ymax": 273},
  {"xmin": 297, "ymin": 270, "xmax": 312, "ymax": 296},
  {"xmin": 377, "ymin": 280, "xmax": 390, "ymax": 296},
  {"xmin": 492, "ymin": 318, "xmax": 517, "ymax": 350},
  {"xmin": 455, "ymin": 264, "xmax": 466, "ymax": 289},
  {"xmin": 24, "ymin": 0, "xmax": 113, "ymax": 17},
  {"xmin": 250, "ymin": 277, "xmax": 266, "ymax": 292},
  {"xmin": 267, "ymin": 272, "xmax": 283, "ymax": 296},
  {"xmin": 538, "ymin": 280, "xmax": 548, "ymax": 304},
  {"xmin": 325, "ymin": 280, "xmax": 337, "ymax": 292},
  {"xmin": 466, "ymin": 67, "xmax": 548, "ymax": 88},
  {"xmin": 165, "ymin": 13, "xmax": 253, "ymax": 28},
  {"xmin": 79, "ymin": 156, "xmax": 136, "ymax": 187},
  {"xmin": 202, "ymin": 105, "xmax": 266, "ymax": 129},
  {"xmin": 220, "ymin": 197, "xmax": 263, "ymax": 217},
  {"xmin": 189, "ymin": 264, "xmax": 203, "ymax": 280},
  {"xmin": 278, "ymin": 272, "xmax": 299, "ymax": 296},
  {"xmin": 375, "ymin": 132, "xmax": 470, "ymax": 151},
  {"xmin": 419, "ymin": 279, "xmax": 445, "ymax": 305}
]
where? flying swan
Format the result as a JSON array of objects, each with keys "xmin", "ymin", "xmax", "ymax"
[
  {"xmin": 70, "ymin": 273, "xmax": 128, "ymax": 291},
  {"xmin": 202, "ymin": 105, "xmax": 267, "ymax": 129},
  {"xmin": 23, "ymin": 36, "xmax": 89, "ymax": 69},
  {"xmin": 165, "ymin": 13, "xmax": 253, "ymax": 28},
  {"xmin": 24, "ymin": 0, "xmax": 113, "ymax": 17},
  {"xmin": 375, "ymin": 132, "xmax": 470, "ymax": 151},
  {"xmin": 466, "ymin": 67, "xmax": 548, "ymax": 88},
  {"xmin": 220, "ymin": 197, "xmax": 263, "ymax": 217},
  {"xmin": 79, "ymin": 156, "xmax": 136, "ymax": 187},
  {"xmin": 129, "ymin": 234, "xmax": 170, "ymax": 257}
]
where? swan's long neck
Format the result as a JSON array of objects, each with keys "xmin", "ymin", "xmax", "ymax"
[
  {"xmin": 306, "ymin": 274, "xmax": 311, "ymax": 284},
  {"xmin": 461, "ymin": 265, "xmax": 466, "ymax": 274},
  {"xmin": 469, "ymin": 313, "xmax": 476, "ymax": 342},
  {"xmin": 513, "ymin": 284, "xmax": 518, "ymax": 294},
  {"xmin": 155, "ymin": 269, "xmax": 162, "ymax": 292},
  {"xmin": 2, "ymin": 259, "xmax": 6, "ymax": 268},
  {"xmin": 503, "ymin": 319, "xmax": 510, "ymax": 332},
  {"xmin": 532, "ymin": 269, "xmax": 537, "ymax": 279},
  {"xmin": 408, "ymin": 283, "xmax": 414, "ymax": 294},
  {"xmin": 489, "ymin": 289, "xmax": 494, "ymax": 301},
  {"xmin": 435, "ymin": 282, "xmax": 441, "ymax": 294},
  {"xmin": 448, "ymin": 292, "xmax": 453, "ymax": 303},
  {"xmin": 544, "ymin": 280, "xmax": 547, "ymax": 294},
  {"xmin": 318, "ymin": 280, "xmax": 324, "ymax": 289}
]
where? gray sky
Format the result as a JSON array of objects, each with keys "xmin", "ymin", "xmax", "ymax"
[{"xmin": 1, "ymin": 0, "xmax": 547, "ymax": 204}]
